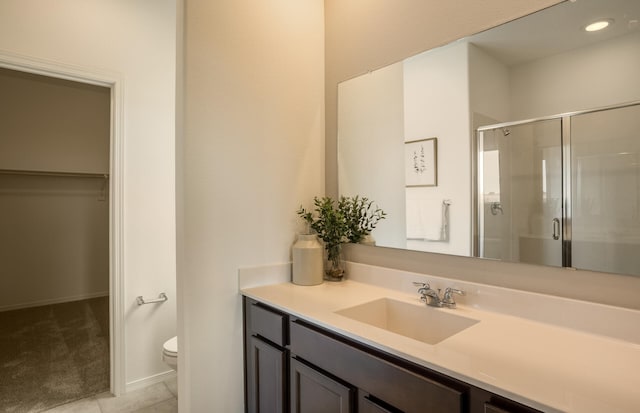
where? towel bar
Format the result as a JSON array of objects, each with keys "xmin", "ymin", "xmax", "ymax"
[{"xmin": 136, "ymin": 293, "xmax": 168, "ymax": 305}]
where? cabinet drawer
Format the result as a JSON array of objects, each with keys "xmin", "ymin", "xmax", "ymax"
[
  {"xmin": 249, "ymin": 301, "xmax": 287, "ymax": 346},
  {"xmin": 483, "ymin": 400, "xmax": 542, "ymax": 413},
  {"xmin": 290, "ymin": 320, "xmax": 464, "ymax": 413}
]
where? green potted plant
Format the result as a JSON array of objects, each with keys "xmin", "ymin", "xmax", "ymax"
[
  {"xmin": 342, "ymin": 195, "xmax": 386, "ymax": 245},
  {"xmin": 297, "ymin": 196, "xmax": 386, "ymax": 281},
  {"xmin": 298, "ymin": 197, "xmax": 348, "ymax": 281}
]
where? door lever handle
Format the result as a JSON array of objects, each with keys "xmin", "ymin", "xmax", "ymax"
[{"xmin": 552, "ymin": 218, "xmax": 560, "ymax": 240}]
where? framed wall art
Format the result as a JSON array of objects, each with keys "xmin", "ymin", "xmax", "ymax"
[{"xmin": 405, "ymin": 137, "xmax": 437, "ymax": 187}]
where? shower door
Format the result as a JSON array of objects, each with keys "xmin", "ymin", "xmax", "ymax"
[
  {"xmin": 570, "ymin": 104, "xmax": 640, "ymax": 276},
  {"xmin": 477, "ymin": 118, "xmax": 563, "ymax": 267}
]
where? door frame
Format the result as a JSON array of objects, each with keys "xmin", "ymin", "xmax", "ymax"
[{"xmin": 0, "ymin": 50, "xmax": 126, "ymax": 395}]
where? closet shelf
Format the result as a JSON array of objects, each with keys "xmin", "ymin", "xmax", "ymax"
[{"xmin": 0, "ymin": 168, "xmax": 109, "ymax": 179}]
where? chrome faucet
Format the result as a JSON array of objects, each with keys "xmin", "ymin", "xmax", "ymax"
[
  {"xmin": 413, "ymin": 282, "xmax": 465, "ymax": 308},
  {"xmin": 441, "ymin": 288, "xmax": 465, "ymax": 308},
  {"xmin": 413, "ymin": 282, "xmax": 441, "ymax": 307}
]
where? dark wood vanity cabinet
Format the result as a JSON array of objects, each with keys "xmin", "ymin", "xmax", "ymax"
[
  {"xmin": 243, "ymin": 297, "xmax": 542, "ymax": 413},
  {"xmin": 244, "ymin": 299, "xmax": 289, "ymax": 413},
  {"xmin": 289, "ymin": 319, "xmax": 463, "ymax": 413}
]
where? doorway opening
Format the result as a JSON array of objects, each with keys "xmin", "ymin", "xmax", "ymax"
[{"xmin": 0, "ymin": 54, "xmax": 124, "ymax": 408}]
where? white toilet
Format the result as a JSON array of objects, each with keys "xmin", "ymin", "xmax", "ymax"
[{"xmin": 162, "ymin": 336, "xmax": 178, "ymax": 371}]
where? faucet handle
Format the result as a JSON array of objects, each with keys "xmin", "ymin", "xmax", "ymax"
[
  {"xmin": 412, "ymin": 281, "xmax": 430, "ymax": 293},
  {"xmin": 442, "ymin": 288, "xmax": 465, "ymax": 308},
  {"xmin": 412, "ymin": 281, "xmax": 431, "ymax": 302}
]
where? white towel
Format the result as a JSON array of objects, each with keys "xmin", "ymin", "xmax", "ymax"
[{"xmin": 406, "ymin": 199, "xmax": 443, "ymax": 240}]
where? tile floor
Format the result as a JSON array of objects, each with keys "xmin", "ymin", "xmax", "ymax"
[{"xmin": 42, "ymin": 376, "xmax": 177, "ymax": 413}]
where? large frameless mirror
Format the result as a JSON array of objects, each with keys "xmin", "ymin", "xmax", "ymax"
[{"xmin": 337, "ymin": 0, "xmax": 640, "ymax": 276}]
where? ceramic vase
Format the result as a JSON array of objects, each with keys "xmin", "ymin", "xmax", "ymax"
[{"xmin": 292, "ymin": 234, "xmax": 324, "ymax": 286}]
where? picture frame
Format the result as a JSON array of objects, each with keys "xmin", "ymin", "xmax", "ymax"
[{"xmin": 405, "ymin": 137, "xmax": 437, "ymax": 187}]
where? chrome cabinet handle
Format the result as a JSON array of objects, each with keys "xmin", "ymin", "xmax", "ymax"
[{"xmin": 552, "ymin": 218, "xmax": 560, "ymax": 240}]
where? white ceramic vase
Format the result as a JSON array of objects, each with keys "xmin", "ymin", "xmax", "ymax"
[{"xmin": 292, "ymin": 234, "xmax": 324, "ymax": 286}]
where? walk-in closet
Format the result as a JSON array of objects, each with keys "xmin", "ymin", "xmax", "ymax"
[{"xmin": 0, "ymin": 67, "xmax": 111, "ymax": 412}]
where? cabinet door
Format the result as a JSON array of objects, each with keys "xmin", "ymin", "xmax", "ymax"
[
  {"xmin": 247, "ymin": 336, "xmax": 287, "ymax": 413},
  {"xmin": 291, "ymin": 357, "xmax": 354, "ymax": 413}
]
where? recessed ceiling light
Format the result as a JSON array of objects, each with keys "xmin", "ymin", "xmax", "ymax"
[{"xmin": 584, "ymin": 19, "xmax": 613, "ymax": 32}]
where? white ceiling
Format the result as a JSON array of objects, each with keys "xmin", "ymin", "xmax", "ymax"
[{"xmin": 467, "ymin": 0, "xmax": 640, "ymax": 66}]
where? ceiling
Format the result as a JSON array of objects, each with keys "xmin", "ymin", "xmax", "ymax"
[{"xmin": 467, "ymin": 0, "xmax": 640, "ymax": 66}]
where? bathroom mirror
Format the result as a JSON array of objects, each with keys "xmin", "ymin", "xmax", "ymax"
[{"xmin": 337, "ymin": 0, "xmax": 640, "ymax": 277}]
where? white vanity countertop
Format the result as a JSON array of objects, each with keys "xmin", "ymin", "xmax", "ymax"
[{"xmin": 241, "ymin": 279, "xmax": 640, "ymax": 413}]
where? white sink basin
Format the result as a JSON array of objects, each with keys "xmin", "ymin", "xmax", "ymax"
[{"xmin": 335, "ymin": 298, "xmax": 479, "ymax": 345}]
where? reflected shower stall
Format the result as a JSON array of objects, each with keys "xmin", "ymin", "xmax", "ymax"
[{"xmin": 475, "ymin": 102, "xmax": 640, "ymax": 276}]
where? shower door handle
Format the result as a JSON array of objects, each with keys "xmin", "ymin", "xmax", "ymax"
[{"xmin": 552, "ymin": 218, "xmax": 560, "ymax": 240}]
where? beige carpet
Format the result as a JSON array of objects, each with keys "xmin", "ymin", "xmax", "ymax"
[{"xmin": 0, "ymin": 297, "xmax": 109, "ymax": 412}]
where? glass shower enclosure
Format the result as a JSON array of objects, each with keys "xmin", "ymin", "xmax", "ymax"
[{"xmin": 475, "ymin": 102, "xmax": 640, "ymax": 276}]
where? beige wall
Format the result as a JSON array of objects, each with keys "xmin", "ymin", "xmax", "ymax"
[
  {"xmin": 180, "ymin": 0, "xmax": 325, "ymax": 410},
  {"xmin": 0, "ymin": 69, "xmax": 110, "ymax": 309},
  {"xmin": 0, "ymin": 176, "xmax": 109, "ymax": 310},
  {"xmin": 325, "ymin": 0, "xmax": 640, "ymax": 310},
  {"xmin": 0, "ymin": 68, "xmax": 110, "ymax": 174},
  {"xmin": 509, "ymin": 31, "xmax": 640, "ymax": 120}
]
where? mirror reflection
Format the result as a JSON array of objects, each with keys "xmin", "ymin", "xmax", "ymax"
[{"xmin": 337, "ymin": 0, "xmax": 640, "ymax": 276}]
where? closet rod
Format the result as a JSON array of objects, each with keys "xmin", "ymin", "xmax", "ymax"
[{"xmin": 0, "ymin": 168, "xmax": 109, "ymax": 179}]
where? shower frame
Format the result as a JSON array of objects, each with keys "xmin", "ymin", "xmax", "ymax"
[{"xmin": 472, "ymin": 99, "xmax": 640, "ymax": 269}]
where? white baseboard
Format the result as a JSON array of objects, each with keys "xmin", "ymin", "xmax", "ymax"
[
  {"xmin": 126, "ymin": 370, "xmax": 176, "ymax": 393},
  {"xmin": 0, "ymin": 291, "xmax": 109, "ymax": 312}
]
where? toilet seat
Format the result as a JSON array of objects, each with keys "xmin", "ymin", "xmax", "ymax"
[
  {"xmin": 163, "ymin": 336, "xmax": 178, "ymax": 357},
  {"xmin": 162, "ymin": 336, "xmax": 178, "ymax": 371}
]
